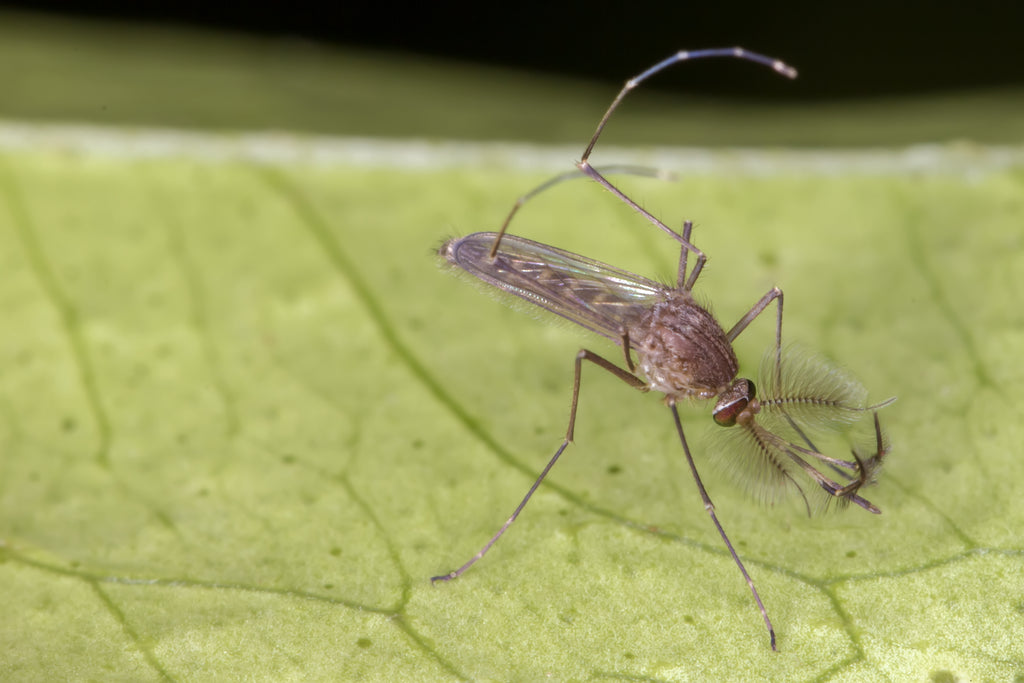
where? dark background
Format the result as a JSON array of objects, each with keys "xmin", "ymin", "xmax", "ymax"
[{"xmin": 5, "ymin": 1, "xmax": 1023, "ymax": 100}]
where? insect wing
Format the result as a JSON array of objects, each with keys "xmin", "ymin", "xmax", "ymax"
[{"xmin": 441, "ymin": 232, "xmax": 667, "ymax": 343}]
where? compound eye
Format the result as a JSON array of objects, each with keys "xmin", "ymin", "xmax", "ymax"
[
  {"xmin": 713, "ymin": 379, "xmax": 756, "ymax": 427},
  {"xmin": 713, "ymin": 396, "xmax": 747, "ymax": 426}
]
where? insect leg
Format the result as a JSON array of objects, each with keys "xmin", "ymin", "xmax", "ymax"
[
  {"xmin": 669, "ymin": 403, "xmax": 777, "ymax": 651},
  {"xmin": 577, "ymin": 49, "xmax": 796, "ymax": 291},
  {"xmin": 769, "ymin": 428, "xmax": 885, "ymax": 514},
  {"xmin": 832, "ymin": 412, "xmax": 890, "ymax": 509},
  {"xmin": 489, "ymin": 165, "xmax": 675, "ymax": 258},
  {"xmin": 566, "ymin": 350, "xmax": 648, "ymax": 441},
  {"xmin": 580, "ymin": 48, "xmax": 796, "ymax": 165},
  {"xmin": 676, "ymin": 220, "xmax": 694, "ymax": 288},
  {"xmin": 619, "ymin": 329, "xmax": 636, "ymax": 373},
  {"xmin": 432, "ymin": 350, "xmax": 646, "ymax": 583},
  {"xmin": 576, "ymin": 163, "xmax": 708, "ymax": 291},
  {"xmin": 725, "ymin": 287, "xmax": 784, "ymax": 386}
]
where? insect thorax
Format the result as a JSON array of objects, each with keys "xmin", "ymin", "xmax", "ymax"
[{"xmin": 635, "ymin": 293, "xmax": 738, "ymax": 401}]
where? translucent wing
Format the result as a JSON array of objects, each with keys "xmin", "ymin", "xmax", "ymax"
[{"xmin": 440, "ymin": 232, "xmax": 669, "ymax": 344}]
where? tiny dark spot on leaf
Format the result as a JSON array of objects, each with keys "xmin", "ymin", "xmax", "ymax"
[
  {"xmin": 929, "ymin": 671, "xmax": 956, "ymax": 683},
  {"xmin": 558, "ymin": 508, "xmax": 569, "ymax": 517},
  {"xmin": 623, "ymin": 652, "xmax": 635, "ymax": 660},
  {"xmin": 1014, "ymin": 601, "xmax": 1024, "ymax": 615},
  {"xmin": 682, "ymin": 614, "xmax": 694, "ymax": 624},
  {"xmin": 282, "ymin": 454, "xmax": 296, "ymax": 465},
  {"xmin": 197, "ymin": 488, "xmax": 209, "ymax": 497},
  {"xmin": 329, "ymin": 547, "xmax": 342, "ymax": 557},
  {"xmin": 70, "ymin": 561, "xmax": 80, "ymax": 569},
  {"xmin": 356, "ymin": 637, "xmax": 372, "ymax": 649},
  {"xmin": 323, "ymin": 583, "xmax": 334, "ymax": 590},
  {"xmin": 846, "ymin": 550, "xmax": 857, "ymax": 558},
  {"xmin": 607, "ymin": 464, "xmax": 622, "ymax": 475},
  {"xmin": 61, "ymin": 417, "xmax": 76, "ymax": 432},
  {"xmin": 412, "ymin": 439, "xmax": 424, "ymax": 449},
  {"xmin": 758, "ymin": 250, "xmax": 778, "ymax": 268}
]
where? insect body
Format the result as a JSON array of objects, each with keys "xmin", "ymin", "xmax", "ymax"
[{"xmin": 433, "ymin": 48, "xmax": 893, "ymax": 652}]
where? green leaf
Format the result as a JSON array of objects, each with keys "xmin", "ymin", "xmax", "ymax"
[
  {"xmin": 1, "ymin": 12, "xmax": 1023, "ymax": 682},
  {"xmin": 2, "ymin": 148, "xmax": 1022, "ymax": 681}
]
